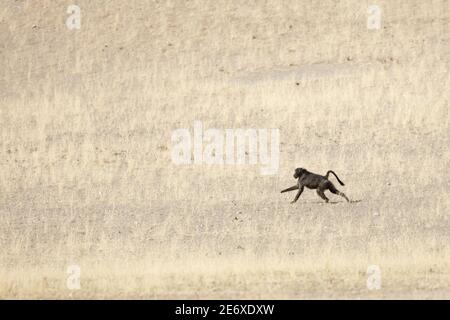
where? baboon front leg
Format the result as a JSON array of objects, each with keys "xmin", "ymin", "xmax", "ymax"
[
  {"xmin": 316, "ymin": 188, "xmax": 329, "ymax": 203},
  {"xmin": 281, "ymin": 185, "xmax": 299, "ymax": 193},
  {"xmin": 291, "ymin": 186, "xmax": 304, "ymax": 203}
]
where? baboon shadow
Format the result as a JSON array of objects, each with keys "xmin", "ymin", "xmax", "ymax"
[
  {"xmin": 305, "ymin": 199, "xmax": 362, "ymax": 204},
  {"xmin": 304, "ymin": 200, "xmax": 339, "ymax": 204}
]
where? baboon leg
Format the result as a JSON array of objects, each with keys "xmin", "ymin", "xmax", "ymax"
[
  {"xmin": 338, "ymin": 191, "xmax": 350, "ymax": 202},
  {"xmin": 291, "ymin": 186, "xmax": 304, "ymax": 203},
  {"xmin": 281, "ymin": 185, "xmax": 299, "ymax": 193},
  {"xmin": 316, "ymin": 188, "xmax": 329, "ymax": 203},
  {"xmin": 328, "ymin": 184, "xmax": 350, "ymax": 202}
]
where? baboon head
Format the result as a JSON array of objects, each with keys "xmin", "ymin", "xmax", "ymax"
[{"xmin": 293, "ymin": 167, "xmax": 306, "ymax": 179}]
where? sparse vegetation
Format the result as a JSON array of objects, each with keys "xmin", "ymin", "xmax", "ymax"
[{"xmin": 0, "ymin": 0, "xmax": 449, "ymax": 298}]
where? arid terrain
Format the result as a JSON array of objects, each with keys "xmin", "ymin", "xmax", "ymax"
[{"xmin": 0, "ymin": 0, "xmax": 449, "ymax": 298}]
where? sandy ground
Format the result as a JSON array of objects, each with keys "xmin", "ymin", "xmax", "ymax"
[{"xmin": 0, "ymin": 0, "xmax": 449, "ymax": 299}]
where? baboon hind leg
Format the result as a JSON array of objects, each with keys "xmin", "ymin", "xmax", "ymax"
[
  {"xmin": 316, "ymin": 188, "xmax": 329, "ymax": 203},
  {"xmin": 328, "ymin": 184, "xmax": 350, "ymax": 202}
]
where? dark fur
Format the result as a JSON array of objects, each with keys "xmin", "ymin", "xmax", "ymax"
[{"xmin": 281, "ymin": 168, "xmax": 350, "ymax": 203}]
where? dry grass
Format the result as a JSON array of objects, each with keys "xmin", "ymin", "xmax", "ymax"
[{"xmin": 0, "ymin": 0, "xmax": 449, "ymax": 299}]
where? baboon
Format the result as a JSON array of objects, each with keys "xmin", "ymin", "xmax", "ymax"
[{"xmin": 281, "ymin": 168, "xmax": 350, "ymax": 203}]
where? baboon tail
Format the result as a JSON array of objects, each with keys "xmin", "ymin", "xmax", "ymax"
[{"xmin": 326, "ymin": 170, "xmax": 345, "ymax": 186}]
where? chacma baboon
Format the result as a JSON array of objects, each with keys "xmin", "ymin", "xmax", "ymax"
[{"xmin": 281, "ymin": 168, "xmax": 350, "ymax": 203}]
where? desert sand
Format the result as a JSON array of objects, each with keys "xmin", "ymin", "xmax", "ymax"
[{"xmin": 0, "ymin": 0, "xmax": 449, "ymax": 298}]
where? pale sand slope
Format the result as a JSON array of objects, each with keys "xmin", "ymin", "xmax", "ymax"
[{"xmin": 0, "ymin": 0, "xmax": 449, "ymax": 298}]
